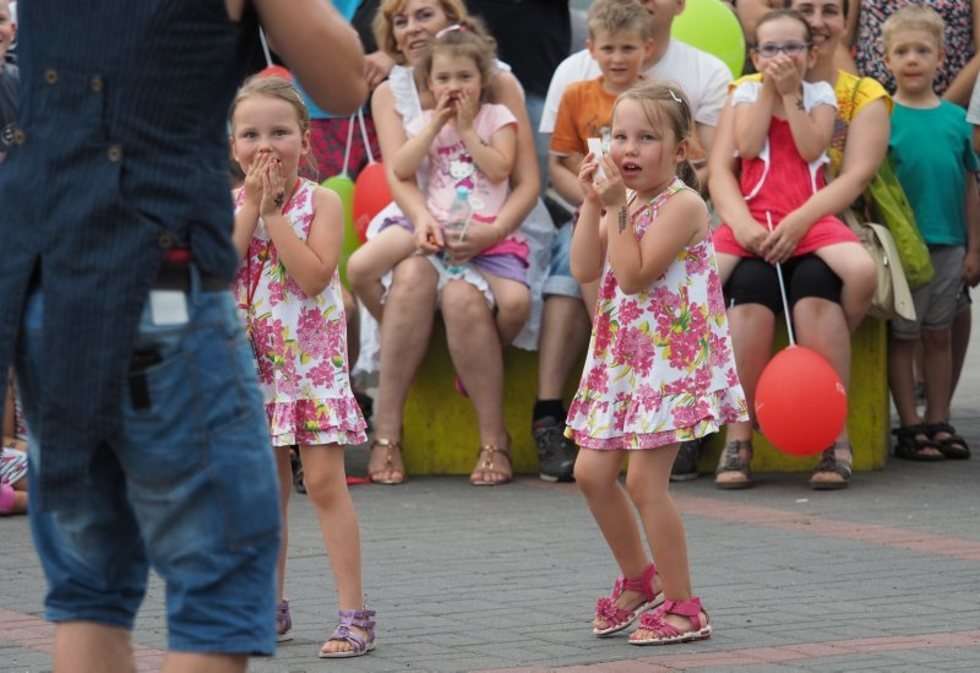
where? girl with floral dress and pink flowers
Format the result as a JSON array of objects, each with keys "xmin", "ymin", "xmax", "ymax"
[
  {"xmin": 567, "ymin": 81, "xmax": 748, "ymax": 647},
  {"xmin": 230, "ymin": 76, "xmax": 374, "ymax": 659}
]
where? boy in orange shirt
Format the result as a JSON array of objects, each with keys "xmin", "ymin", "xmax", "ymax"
[{"xmin": 549, "ymin": 0, "xmax": 654, "ymax": 207}]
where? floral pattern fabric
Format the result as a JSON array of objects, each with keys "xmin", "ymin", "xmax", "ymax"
[
  {"xmin": 854, "ymin": 0, "xmax": 974, "ymax": 96},
  {"xmin": 565, "ymin": 178, "xmax": 749, "ymax": 450},
  {"xmin": 234, "ymin": 178, "xmax": 367, "ymax": 447}
]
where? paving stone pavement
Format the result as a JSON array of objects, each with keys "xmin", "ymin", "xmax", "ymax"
[{"xmin": 2, "ymin": 322, "xmax": 979, "ymax": 673}]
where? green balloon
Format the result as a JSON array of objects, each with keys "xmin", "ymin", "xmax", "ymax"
[
  {"xmin": 321, "ymin": 174, "xmax": 358, "ymax": 288},
  {"xmin": 671, "ymin": 0, "xmax": 745, "ymax": 79}
]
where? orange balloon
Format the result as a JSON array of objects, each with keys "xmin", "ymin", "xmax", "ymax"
[
  {"xmin": 754, "ymin": 346, "xmax": 848, "ymax": 456},
  {"xmin": 353, "ymin": 162, "xmax": 392, "ymax": 243}
]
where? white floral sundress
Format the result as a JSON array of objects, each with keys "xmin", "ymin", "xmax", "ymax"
[
  {"xmin": 234, "ymin": 178, "xmax": 367, "ymax": 447},
  {"xmin": 565, "ymin": 178, "xmax": 749, "ymax": 450}
]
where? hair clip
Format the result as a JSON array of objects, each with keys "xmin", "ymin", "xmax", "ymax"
[
  {"xmin": 436, "ymin": 24, "xmax": 464, "ymax": 38},
  {"xmin": 668, "ymin": 89, "xmax": 683, "ymax": 105}
]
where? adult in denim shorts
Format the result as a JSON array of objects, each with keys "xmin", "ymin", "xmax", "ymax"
[{"xmin": 0, "ymin": 2, "xmax": 366, "ymax": 671}]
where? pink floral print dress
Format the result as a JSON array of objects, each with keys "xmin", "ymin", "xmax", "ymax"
[
  {"xmin": 234, "ymin": 178, "xmax": 367, "ymax": 447},
  {"xmin": 565, "ymin": 178, "xmax": 749, "ymax": 450}
]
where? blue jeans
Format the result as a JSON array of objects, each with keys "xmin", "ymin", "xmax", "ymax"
[
  {"xmin": 542, "ymin": 223, "xmax": 582, "ymax": 299},
  {"xmin": 18, "ymin": 270, "xmax": 280, "ymax": 655},
  {"xmin": 526, "ymin": 93, "xmax": 548, "ymax": 197}
]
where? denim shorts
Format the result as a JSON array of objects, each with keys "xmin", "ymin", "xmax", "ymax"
[
  {"xmin": 18, "ymin": 269, "xmax": 280, "ymax": 655},
  {"xmin": 542, "ymin": 223, "xmax": 582, "ymax": 299}
]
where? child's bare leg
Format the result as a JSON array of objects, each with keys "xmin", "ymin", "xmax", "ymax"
[
  {"xmin": 715, "ymin": 253, "xmax": 740, "ymax": 286},
  {"xmin": 347, "ymin": 227, "xmax": 417, "ymax": 321},
  {"xmin": 626, "ymin": 445, "xmax": 706, "ymax": 636},
  {"xmin": 274, "ymin": 446, "xmax": 293, "ymax": 603},
  {"xmin": 9, "ymin": 477, "xmax": 27, "ymax": 514},
  {"xmin": 299, "ymin": 444, "xmax": 365, "ymax": 655},
  {"xmin": 574, "ymin": 449, "xmax": 661, "ymax": 630},
  {"xmin": 483, "ymin": 274, "xmax": 531, "ymax": 346},
  {"xmin": 921, "ymin": 327, "xmax": 954, "ymax": 425},
  {"xmin": 814, "ymin": 243, "xmax": 877, "ymax": 332}
]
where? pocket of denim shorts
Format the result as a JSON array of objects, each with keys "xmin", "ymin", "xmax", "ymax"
[
  {"xmin": 190, "ymin": 296, "xmax": 256, "ymax": 433},
  {"xmin": 122, "ymin": 342, "xmax": 206, "ymax": 485},
  {"xmin": 210, "ymin": 411, "xmax": 279, "ymax": 549}
]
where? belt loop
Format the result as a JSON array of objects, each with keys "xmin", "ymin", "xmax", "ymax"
[{"xmin": 188, "ymin": 263, "xmax": 202, "ymax": 305}]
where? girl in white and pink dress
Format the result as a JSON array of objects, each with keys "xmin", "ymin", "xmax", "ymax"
[
  {"xmin": 567, "ymin": 82, "xmax": 748, "ymax": 648},
  {"xmin": 230, "ymin": 77, "xmax": 374, "ymax": 659}
]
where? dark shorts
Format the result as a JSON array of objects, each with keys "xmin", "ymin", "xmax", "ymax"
[
  {"xmin": 723, "ymin": 255, "xmax": 843, "ymax": 314},
  {"xmin": 18, "ymin": 269, "xmax": 280, "ymax": 655}
]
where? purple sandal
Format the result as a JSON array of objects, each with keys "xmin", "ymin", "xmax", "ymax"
[
  {"xmin": 318, "ymin": 608, "xmax": 377, "ymax": 659},
  {"xmin": 629, "ymin": 596, "xmax": 712, "ymax": 646},
  {"xmin": 276, "ymin": 599, "xmax": 292, "ymax": 643},
  {"xmin": 593, "ymin": 562, "xmax": 662, "ymax": 637}
]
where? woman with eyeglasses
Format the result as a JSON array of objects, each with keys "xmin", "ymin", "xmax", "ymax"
[
  {"xmin": 707, "ymin": 0, "xmax": 892, "ymax": 491},
  {"xmin": 712, "ymin": 8, "xmax": 875, "ymax": 334}
]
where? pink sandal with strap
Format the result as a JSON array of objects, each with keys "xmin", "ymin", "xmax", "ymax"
[
  {"xmin": 318, "ymin": 608, "xmax": 377, "ymax": 659},
  {"xmin": 629, "ymin": 596, "xmax": 711, "ymax": 646},
  {"xmin": 593, "ymin": 563, "xmax": 663, "ymax": 637}
]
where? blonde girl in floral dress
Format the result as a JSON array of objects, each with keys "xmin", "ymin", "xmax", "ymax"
[
  {"xmin": 567, "ymin": 81, "xmax": 748, "ymax": 647},
  {"xmin": 230, "ymin": 77, "xmax": 374, "ymax": 659}
]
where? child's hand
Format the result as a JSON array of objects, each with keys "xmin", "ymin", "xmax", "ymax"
[
  {"xmin": 259, "ymin": 157, "xmax": 288, "ymax": 217},
  {"xmin": 414, "ymin": 210, "xmax": 444, "ymax": 254},
  {"xmin": 454, "ymin": 89, "xmax": 478, "ymax": 134},
  {"xmin": 432, "ymin": 91, "xmax": 456, "ymax": 131},
  {"xmin": 759, "ymin": 211, "xmax": 806, "ymax": 263},
  {"xmin": 766, "ymin": 57, "xmax": 802, "ymax": 98},
  {"xmin": 964, "ymin": 250, "xmax": 980, "ymax": 287},
  {"xmin": 577, "ymin": 153, "xmax": 602, "ymax": 205},
  {"xmin": 443, "ymin": 220, "xmax": 499, "ymax": 264},
  {"xmin": 595, "ymin": 155, "xmax": 627, "ymax": 210},
  {"xmin": 243, "ymin": 152, "xmax": 271, "ymax": 208}
]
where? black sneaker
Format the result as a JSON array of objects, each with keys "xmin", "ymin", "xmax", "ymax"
[
  {"xmin": 354, "ymin": 390, "xmax": 374, "ymax": 432},
  {"xmin": 670, "ymin": 439, "xmax": 701, "ymax": 482},
  {"xmin": 533, "ymin": 416, "xmax": 577, "ymax": 482}
]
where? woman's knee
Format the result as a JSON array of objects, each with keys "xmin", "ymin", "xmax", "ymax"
[
  {"xmin": 441, "ymin": 281, "xmax": 493, "ymax": 324},
  {"xmin": 388, "ymin": 257, "xmax": 438, "ymax": 302},
  {"xmin": 495, "ymin": 283, "xmax": 531, "ymax": 322}
]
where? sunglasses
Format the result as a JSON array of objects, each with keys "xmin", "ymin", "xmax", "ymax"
[{"xmin": 754, "ymin": 41, "xmax": 810, "ymax": 57}]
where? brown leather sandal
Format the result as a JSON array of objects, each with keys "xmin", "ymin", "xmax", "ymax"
[
  {"xmin": 367, "ymin": 437, "xmax": 405, "ymax": 485},
  {"xmin": 470, "ymin": 439, "xmax": 512, "ymax": 486}
]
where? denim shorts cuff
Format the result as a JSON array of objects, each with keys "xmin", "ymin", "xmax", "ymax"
[
  {"xmin": 46, "ymin": 608, "xmax": 135, "ymax": 632},
  {"xmin": 168, "ymin": 637, "xmax": 276, "ymax": 658},
  {"xmin": 542, "ymin": 276, "xmax": 582, "ymax": 299}
]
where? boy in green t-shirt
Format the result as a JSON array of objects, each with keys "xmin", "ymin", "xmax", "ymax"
[{"xmin": 884, "ymin": 5, "xmax": 980, "ymax": 462}]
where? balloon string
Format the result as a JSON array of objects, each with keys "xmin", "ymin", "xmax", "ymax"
[
  {"xmin": 766, "ymin": 211, "xmax": 796, "ymax": 347},
  {"xmin": 340, "ymin": 113, "xmax": 356, "ymax": 177},
  {"xmin": 259, "ymin": 28, "xmax": 273, "ymax": 68},
  {"xmin": 357, "ymin": 108, "xmax": 375, "ymax": 164}
]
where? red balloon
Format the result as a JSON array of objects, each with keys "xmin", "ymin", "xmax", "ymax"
[
  {"xmin": 354, "ymin": 162, "xmax": 392, "ymax": 243},
  {"xmin": 257, "ymin": 65, "xmax": 293, "ymax": 81},
  {"xmin": 754, "ymin": 346, "xmax": 848, "ymax": 456}
]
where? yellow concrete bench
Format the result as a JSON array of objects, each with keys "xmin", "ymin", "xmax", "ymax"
[{"xmin": 401, "ymin": 318, "xmax": 889, "ymax": 475}]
